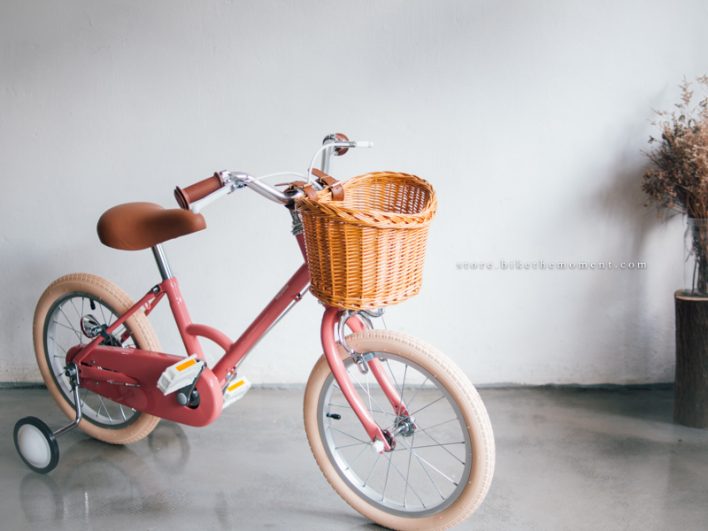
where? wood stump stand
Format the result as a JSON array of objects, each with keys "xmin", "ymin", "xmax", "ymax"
[{"xmin": 674, "ymin": 291, "xmax": 708, "ymax": 428}]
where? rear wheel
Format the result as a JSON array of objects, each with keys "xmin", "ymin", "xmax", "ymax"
[
  {"xmin": 304, "ymin": 330, "xmax": 495, "ymax": 530},
  {"xmin": 33, "ymin": 273, "xmax": 161, "ymax": 445}
]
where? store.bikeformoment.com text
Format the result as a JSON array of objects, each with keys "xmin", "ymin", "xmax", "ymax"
[{"xmin": 456, "ymin": 260, "xmax": 647, "ymax": 271}]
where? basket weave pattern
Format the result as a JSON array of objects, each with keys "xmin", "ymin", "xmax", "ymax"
[{"xmin": 298, "ymin": 171, "xmax": 437, "ymax": 309}]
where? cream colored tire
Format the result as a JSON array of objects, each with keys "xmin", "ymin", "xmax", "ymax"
[
  {"xmin": 304, "ymin": 330, "xmax": 495, "ymax": 531},
  {"xmin": 34, "ymin": 273, "xmax": 160, "ymax": 445}
]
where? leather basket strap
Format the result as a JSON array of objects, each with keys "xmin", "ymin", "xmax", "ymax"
[
  {"xmin": 310, "ymin": 168, "xmax": 344, "ymax": 201},
  {"xmin": 287, "ymin": 180, "xmax": 318, "ymax": 200}
]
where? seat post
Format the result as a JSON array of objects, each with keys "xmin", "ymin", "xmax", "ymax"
[{"xmin": 151, "ymin": 244, "xmax": 173, "ymax": 280}]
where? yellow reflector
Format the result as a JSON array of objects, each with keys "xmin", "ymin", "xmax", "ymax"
[
  {"xmin": 228, "ymin": 380, "xmax": 245, "ymax": 392},
  {"xmin": 176, "ymin": 358, "xmax": 197, "ymax": 372}
]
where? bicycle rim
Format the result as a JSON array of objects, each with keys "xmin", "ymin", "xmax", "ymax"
[{"xmin": 317, "ymin": 352, "xmax": 473, "ymax": 517}]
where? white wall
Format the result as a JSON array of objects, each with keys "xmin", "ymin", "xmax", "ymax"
[{"xmin": 1, "ymin": 0, "xmax": 706, "ymax": 385}]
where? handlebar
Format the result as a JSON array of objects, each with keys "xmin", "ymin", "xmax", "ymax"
[
  {"xmin": 176, "ymin": 171, "xmax": 296, "ymax": 212},
  {"xmin": 174, "ymin": 133, "xmax": 372, "ymax": 212}
]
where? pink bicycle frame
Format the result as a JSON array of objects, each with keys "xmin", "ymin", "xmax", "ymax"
[{"xmin": 71, "ymin": 233, "xmax": 404, "ymax": 448}]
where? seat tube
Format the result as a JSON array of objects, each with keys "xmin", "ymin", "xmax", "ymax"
[
  {"xmin": 152, "ymin": 244, "xmax": 173, "ymax": 280},
  {"xmin": 152, "ymin": 245, "xmax": 203, "ymax": 359},
  {"xmin": 162, "ymin": 277, "xmax": 204, "ymax": 358}
]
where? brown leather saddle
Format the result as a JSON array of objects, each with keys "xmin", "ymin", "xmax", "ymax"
[{"xmin": 97, "ymin": 202, "xmax": 206, "ymax": 251}]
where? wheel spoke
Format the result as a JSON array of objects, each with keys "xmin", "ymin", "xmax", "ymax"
[
  {"xmin": 397, "ymin": 437, "xmax": 461, "ymax": 486},
  {"xmin": 97, "ymin": 395, "xmax": 113, "ymax": 422},
  {"xmin": 408, "ymin": 450, "xmax": 458, "ymax": 487},
  {"xmin": 396, "ymin": 437, "xmax": 449, "ymax": 500},
  {"xmin": 52, "ymin": 319, "xmax": 81, "ymax": 339},
  {"xmin": 328, "ymin": 426, "xmax": 368, "ymax": 445},
  {"xmin": 413, "ymin": 442, "xmax": 446, "ymax": 501},
  {"xmin": 417, "ymin": 426, "xmax": 466, "ymax": 465},
  {"xmin": 393, "ymin": 441, "xmax": 466, "ymax": 451},
  {"xmin": 57, "ymin": 307, "xmax": 82, "ymax": 342},
  {"xmin": 419, "ymin": 416, "xmax": 458, "ymax": 432},
  {"xmin": 52, "ymin": 342, "xmax": 67, "ymax": 355},
  {"xmin": 328, "ymin": 401, "xmax": 396, "ymax": 417},
  {"xmin": 403, "ymin": 377, "xmax": 429, "ymax": 410},
  {"xmin": 404, "ymin": 432, "xmax": 415, "ymax": 506},
  {"xmin": 410, "ymin": 394, "xmax": 446, "ymax": 416},
  {"xmin": 334, "ymin": 441, "xmax": 368, "ymax": 450},
  {"xmin": 382, "ymin": 451, "xmax": 427, "ymax": 508},
  {"xmin": 381, "ymin": 446, "xmax": 393, "ymax": 502},
  {"xmin": 384, "ymin": 359, "xmax": 400, "ymax": 397},
  {"xmin": 366, "ymin": 375, "xmax": 373, "ymax": 412},
  {"xmin": 98, "ymin": 303, "xmax": 108, "ymax": 326},
  {"xmin": 363, "ymin": 453, "xmax": 381, "ymax": 487},
  {"xmin": 69, "ymin": 298, "xmax": 82, "ymax": 319},
  {"xmin": 344, "ymin": 444, "xmax": 370, "ymax": 472},
  {"xmin": 351, "ymin": 369, "xmax": 393, "ymax": 420},
  {"xmin": 80, "ymin": 387, "xmax": 88, "ymax": 409}
]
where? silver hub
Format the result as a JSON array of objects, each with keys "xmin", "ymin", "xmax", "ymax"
[{"xmin": 80, "ymin": 314, "xmax": 103, "ymax": 339}]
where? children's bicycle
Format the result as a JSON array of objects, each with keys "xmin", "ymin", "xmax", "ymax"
[{"xmin": 13, "ymin": 134, "xmax": 495, "ymax": 530}]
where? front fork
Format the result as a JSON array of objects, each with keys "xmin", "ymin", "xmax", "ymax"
[{"xmin": 320, "ymin": 307, "xmax": 410, "ymax": 452}]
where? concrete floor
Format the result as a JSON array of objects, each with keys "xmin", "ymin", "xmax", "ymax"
[{"xmin": 1, "ymin": 387, "xmax": 707, "ymax": 531}]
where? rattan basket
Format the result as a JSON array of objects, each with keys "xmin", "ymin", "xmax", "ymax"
[{"xmin": 297, "ymin": 171, "xmax": 437, "ymax": 310}]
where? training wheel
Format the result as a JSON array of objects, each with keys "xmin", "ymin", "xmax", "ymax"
[{"xmin": 14, "ymin": 417, "xmax": 60, "ymax": 474}]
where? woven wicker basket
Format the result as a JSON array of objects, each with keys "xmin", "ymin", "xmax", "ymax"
[{"xmin": 297, "ymin": 171, "xmax": 437, "ymax": 310}]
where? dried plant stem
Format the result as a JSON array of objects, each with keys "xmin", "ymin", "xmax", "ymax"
[{"xmin": 643, "ymin": 76, "xmax": 708, "ymax": 293}]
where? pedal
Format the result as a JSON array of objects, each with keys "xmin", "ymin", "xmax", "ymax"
[
  {"xmin": 157, "ymin": 354, "xmax": 204, "ymax": 395},
  {"xmin": 222, "ymin": 376, "xmax": 252, "ymax": 409}
]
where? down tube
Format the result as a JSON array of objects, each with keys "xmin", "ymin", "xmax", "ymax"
[{"xmin": 212, "ymin": 264, "xmax": 310, "ymax": 383}]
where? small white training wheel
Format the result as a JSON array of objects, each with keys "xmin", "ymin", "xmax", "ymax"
[{"xmin": 14, "ymin": 417, "xmax": 60, "ymax": 474}]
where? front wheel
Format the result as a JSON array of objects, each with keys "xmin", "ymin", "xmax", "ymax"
[{"xmin": 304, "ymin": 330, "xmax": 495, "ymax": 531}]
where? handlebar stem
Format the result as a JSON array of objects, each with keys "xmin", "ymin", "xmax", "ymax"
[
  {"xmin": 321, "ymin": 134, "xmax": 338, "ymax": 174},
  {"xmin": 320, "ymin": 133, "xmax": 359, "ymax": 174}
]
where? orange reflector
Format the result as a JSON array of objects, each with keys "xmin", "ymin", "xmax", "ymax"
[{"xmin": 176, "ymin": 358, "xmax": 197, "ymax": 372}]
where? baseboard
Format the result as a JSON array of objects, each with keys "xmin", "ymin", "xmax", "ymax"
[
  {"xmin": 474, "ymin": 382, "xmax": 674, "ymax": 391},
  {"xmin": 0, "ymin": 382, "xmax": 46, "ymax": 389},
  {"xmin": 0, "ymin": 381, "xmax": 675, "ymax": 390}
]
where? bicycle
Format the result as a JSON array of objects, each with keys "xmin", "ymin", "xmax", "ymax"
[{"xmin": 13, "ymin": 134, "xmax": 495, "ymax": 530}]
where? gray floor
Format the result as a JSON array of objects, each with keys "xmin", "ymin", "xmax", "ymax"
[{"xmin": 1, "ymin": 387, "xmax": 706, "ymax": 531}]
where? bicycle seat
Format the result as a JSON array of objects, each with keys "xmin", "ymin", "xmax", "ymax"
[{"xmin": 97, "ymin": 202, "xmax": 206, "ymax": 251}]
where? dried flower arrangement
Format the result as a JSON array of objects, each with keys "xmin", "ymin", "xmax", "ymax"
[{"xmin": 643, "ymin": 76, "xmax": 708, "ymax": 294}]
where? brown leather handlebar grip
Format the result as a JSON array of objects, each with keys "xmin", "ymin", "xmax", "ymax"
[{"xmin": 174, "ymin": 174, "xmax": 223, "ymax": 209}]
